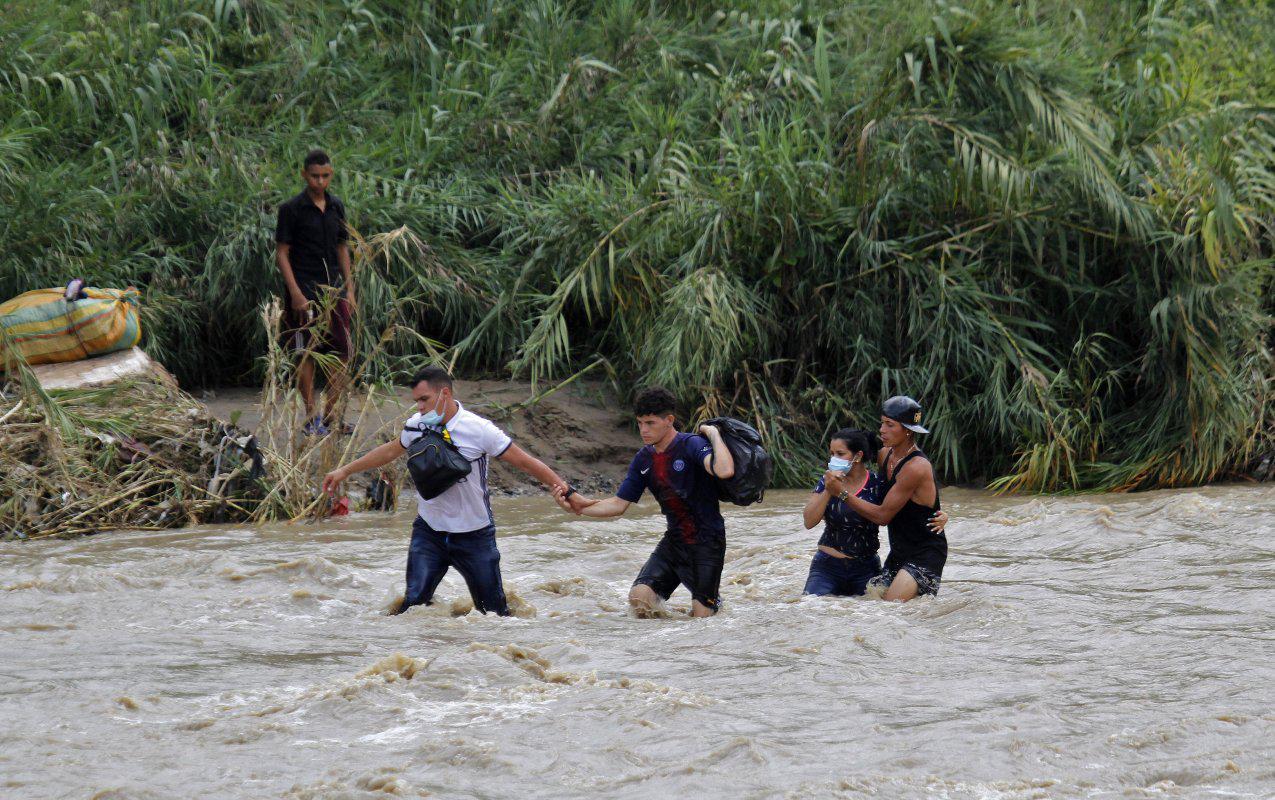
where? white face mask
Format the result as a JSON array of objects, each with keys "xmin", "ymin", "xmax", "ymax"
[
  {"xmin": 419, "ymin": 392, "xmax": 447, "ymax": 426},
  {"xmin": 827, "ymin": 455, "xmax": 857, "ymax": 473}
]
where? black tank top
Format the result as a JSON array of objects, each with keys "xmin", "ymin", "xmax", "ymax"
[{"xmin": 881, "ymin": 449, "xmax": 947, "ymax": 576}]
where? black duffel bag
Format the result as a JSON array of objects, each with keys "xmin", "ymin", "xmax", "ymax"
[
  {"xmin": 404, "ymin": 424, "xmax": 471, "ymax": 500},
  {"xmin": 703, "ymin": 416, "xmax": 773, "ymax": 506}
]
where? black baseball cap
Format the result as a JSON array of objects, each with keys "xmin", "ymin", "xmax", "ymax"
[{"xmin": 882, "ymin": 395, "xmax": 928, "ymax": 434}]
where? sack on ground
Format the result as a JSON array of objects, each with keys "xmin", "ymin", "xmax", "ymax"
[
  {"xmin": 404, "ymin": 425, "xmax": 471, "ymax": 500},
  {"xmin": 704, "ymin": 416, "xmax": 774, "ymax": 506},
  {"xmin": 0, "ymin": 283, "xmax": 141, "ymax": 369}
]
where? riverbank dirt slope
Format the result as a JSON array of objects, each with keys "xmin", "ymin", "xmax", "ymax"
[{"xmin": 203, "ymin": 380, "xmax": 638, "ymax": 499}]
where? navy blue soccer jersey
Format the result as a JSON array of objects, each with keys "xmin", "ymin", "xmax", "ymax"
[
  {"xmin": 617, "ymin": 432, "xmax": 724, "ymax": 543},
  {"xmin": 812, "ymin": 471, "xmax": 884, "ymax": 559}
]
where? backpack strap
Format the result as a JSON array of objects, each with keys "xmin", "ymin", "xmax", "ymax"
[{"xmin": 403, "ymin": 423, "xmax": 481, "ymax": 462}]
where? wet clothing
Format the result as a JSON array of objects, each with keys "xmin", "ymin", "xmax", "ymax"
[
  {"xmin": 402, "ymin": 517, "xmax": 508, "ymax": 615},
  {"xmin": 811, "ymin": 472, "xmax": 884, "ymax": 559},
  {"xmin": 396, "ymin": 403, "xmax": 514, "ymax": 616},
  {"xmin": 869, "ymin": 561, "xmax": 941, "ymax": 597},
  {"xmin": 803, "ymin": 551, "xmax": 882, "ymax": 597},
  {"xmin": 633, "ymin": 530, "xmax": 726, "ymax": 611},
  {"xmin": 275, "ymin": 191, "xmax": 349, "ymax": 300},
  {"xmin": 619, "ymin": 433, "xmax": 725, "ymax": 611},
  {"xmin": 617, "ymin": 433, "xmax": 723, "ymax": 542},
  {"xmin": 282, "ymin": 295, "xmax": 352, "ymax": 360},
  {"xmin": 400, "ymin": 402, "xmax": 512, "ymax": 532},
  {"xmin": 802, "ymin": 471, "xmax": 885, "ymax": 596},
  {"xmin": 880, "ymin": 449, "xmax": 946, "ymax": 596}
]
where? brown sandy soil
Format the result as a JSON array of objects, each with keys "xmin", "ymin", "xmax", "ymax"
[{"xmin": 202, "ymin": 379, "xmax": 640, "ymax": 498}]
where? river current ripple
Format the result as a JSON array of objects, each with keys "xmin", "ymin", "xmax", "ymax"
[{"xmin": 2, "ymin": 486, "xmax": 1272, "ymax": 799}]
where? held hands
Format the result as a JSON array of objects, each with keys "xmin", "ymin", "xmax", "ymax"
[
  {"xmin": 549, "ymin": 482, "xmax": 573, "ymax": 513},
  {"xmin": 551, "ymin": 485, "xmax": 592, "ymax": 515},
  {"xmin": 550, "ymin": 485, "xmax": 576, "ymax": 514}
]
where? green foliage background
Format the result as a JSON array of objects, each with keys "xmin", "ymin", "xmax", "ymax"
[{"xmin": 1, "ymin": 0, "xmax": 1271, "ymax": 491}]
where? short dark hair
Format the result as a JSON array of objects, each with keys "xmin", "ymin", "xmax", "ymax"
[
  {"xmin": 303, "ymin": 149, "xmax": 331, "ymax": 169},
  {"xmin": 633, "ymin": 386, "xmax": 676, "ymax": 418},
  {"xmin": 411, "ymin": 366, "xmax": 453, "ymax": 390},
  {"xmin": 831, "ymin": 428, "xmax": 881, "ymax": 460}
]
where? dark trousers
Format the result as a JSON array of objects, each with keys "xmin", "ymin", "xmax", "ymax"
[
  {"xmin": 402, "ymin": 517, "xmax": 509, "ymax": 616},
  {"xmin": 802, "ymin": 551, "xmax": 882, "ymax": 596}
]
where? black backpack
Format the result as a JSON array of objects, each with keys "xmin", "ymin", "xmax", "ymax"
[
  {"xmin": 404, "ymin": 424, "xmax": 472, "ymax": 500},
  {"xmin": 703, "ymin": 416, "xmax": 773, "ymax": 506}
]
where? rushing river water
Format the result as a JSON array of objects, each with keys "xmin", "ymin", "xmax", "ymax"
[{"xmin": 1, "ymin": 485, "xmax": 1272, "ymax": 799}]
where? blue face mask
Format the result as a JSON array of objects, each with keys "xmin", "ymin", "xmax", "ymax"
[
  {"xmin": 827, "ymin": 455, "xmax": 853, "ymax": 473},
  {"xmin": 419, "ymin": 393, "xmax": 447, "ymax": 426}
]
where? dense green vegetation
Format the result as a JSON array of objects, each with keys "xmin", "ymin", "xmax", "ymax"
[{"xmin": 2, "ymin": 0, "xmax": 1271, "ymax": 491}]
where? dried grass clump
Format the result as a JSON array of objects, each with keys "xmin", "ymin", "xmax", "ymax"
[{"xmin": 0, "ymin": 361, "xmax": 305, "ymax": 540}]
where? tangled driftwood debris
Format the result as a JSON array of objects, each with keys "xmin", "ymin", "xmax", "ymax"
[{"xmin": 0, "ymin": 350, "xmax": 318, "ymax": 540}]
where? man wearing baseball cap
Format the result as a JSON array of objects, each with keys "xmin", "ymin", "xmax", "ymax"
[{"xmin": 837, "ymin": 395, "xmax": 947, "ymax": 601}]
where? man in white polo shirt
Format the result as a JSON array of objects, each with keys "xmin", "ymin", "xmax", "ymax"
[{"xmin": 321, "ymin": 366, "xmax": 574, "ymax": 616}]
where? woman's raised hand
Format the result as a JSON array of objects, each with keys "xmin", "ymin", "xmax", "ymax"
[{"xmin": 823, "ymin": 470, "xmax": 847, "ymax": 497}]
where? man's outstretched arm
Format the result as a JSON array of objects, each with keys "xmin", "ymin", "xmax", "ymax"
[
  {"xmin": 498, "ymin": 443, "xmax": 569, "ymax": 493},
  {"xmin": 322, "ymin": 440, "xmax": 406, "ymax": 495}
]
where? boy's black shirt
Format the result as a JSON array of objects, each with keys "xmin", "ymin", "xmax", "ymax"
[{"xmin": 275, "ymin": 191, "xmax": 349, "ymax": 299}]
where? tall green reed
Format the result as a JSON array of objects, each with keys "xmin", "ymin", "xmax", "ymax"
[{"xmin": 1, "ymin": 0, "xmax": 1270, "ymax": 491}]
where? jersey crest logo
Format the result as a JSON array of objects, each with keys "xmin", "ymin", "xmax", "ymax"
[{"xmin": 673, "ymin": 459, "xmax": 686, "ymax": 472}]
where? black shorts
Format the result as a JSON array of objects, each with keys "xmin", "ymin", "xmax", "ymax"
[
  {"xmin": 633, "ymin": 532, "xmax": 726, "ymax": 612},
  {"xmin": 869, "ymin": 560, "xmax": 942, "ymax": 597}
]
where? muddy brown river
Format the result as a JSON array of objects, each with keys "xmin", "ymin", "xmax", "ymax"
[{"xmin": 2, "ymin": 485, "xmax": 1272, "ymax": 799}]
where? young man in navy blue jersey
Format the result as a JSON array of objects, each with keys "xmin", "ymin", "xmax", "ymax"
[{"xmin": 554, "ymin": 387, "xmax": 735, "ymax": 617}]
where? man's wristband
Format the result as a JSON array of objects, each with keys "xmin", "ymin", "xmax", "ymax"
[{"xmin": 563, "ymin": 486, "xmax": 576, "ymax": 499}]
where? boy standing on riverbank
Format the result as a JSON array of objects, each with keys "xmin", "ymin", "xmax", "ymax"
[
  {"xmin": 275, "ymin": 149, "xmax": 355, "ymax": 436},
  {"xmin": 553, "ymin": 387, "xmax": 735, "ymax": 617},
  {"xmin": 322, "ymin": 367, "xmax": 575, "ymax": 616}
]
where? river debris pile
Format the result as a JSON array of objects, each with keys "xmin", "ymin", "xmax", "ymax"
[{"xmin": 0, "ymin": 360, "xmax": 313, "ymax": 540}]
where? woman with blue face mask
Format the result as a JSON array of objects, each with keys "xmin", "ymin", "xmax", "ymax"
[{"xmin": 802, "ymin": 428, "xmax": 947, "ymax": 596}]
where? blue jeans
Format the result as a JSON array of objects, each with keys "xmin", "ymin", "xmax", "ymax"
[
  {"xmin": 802, "ymin": 551, "xmax": 881, "ymax": 596},
  {"xmin": 402, "ymin": 517, "xmax": 509, "ymax": 616}
]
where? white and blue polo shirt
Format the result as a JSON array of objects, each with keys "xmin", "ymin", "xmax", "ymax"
[{"xmin": 400, "ymin": 402, "xmax": 512, "ymax": 533}]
